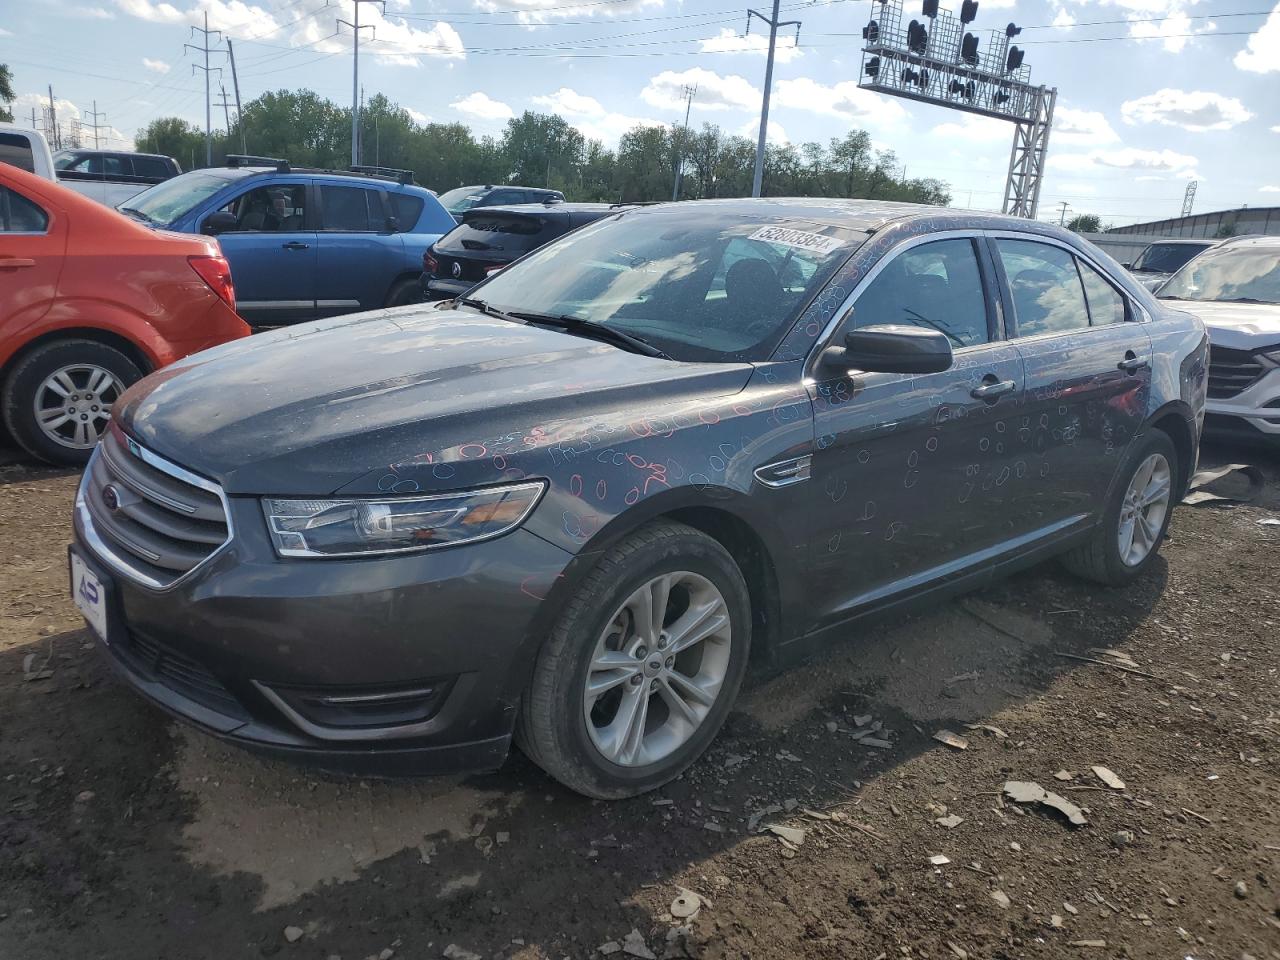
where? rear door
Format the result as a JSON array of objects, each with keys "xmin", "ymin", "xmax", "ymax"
[
  {"xmin": 989, "ymin": 234, "xmax": 1152, "ymax": 534},
  {"xmin": 0, "ymin": 182, "xmax": 66, "ymax": 333},
  {"xmin": 208, "ymin": 180, "xmax": 318, "ymax": 325},
  {"xmin": 313, "ymin": 183, "xmax": 401, "ymax": 316}
]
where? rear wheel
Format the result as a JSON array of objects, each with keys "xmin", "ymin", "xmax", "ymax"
[
  {"xmin": 516, "ymin": 521, "xmax": 751, "ymax": 799},
  {"xmin": 385, "ymin": 278, "xmax": 422, "ymax": 308},
  {"xmin": 1060, "ymin": 430, "xmax": 1178, "ymax": 586},
  {"xmin": 2, "ymin": 339, "xmax": 143, "ymax": 466}
]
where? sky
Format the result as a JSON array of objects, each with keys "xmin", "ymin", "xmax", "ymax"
[{"xmin": 2, "ymin": 0, "xmax": 1278, "ymax": 226}]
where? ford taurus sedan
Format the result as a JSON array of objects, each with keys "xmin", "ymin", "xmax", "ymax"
[{"xmin": 70, "ymin": 199, "xmax": 1207, "ymax": 799}]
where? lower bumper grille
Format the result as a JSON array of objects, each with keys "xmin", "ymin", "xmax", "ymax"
[
  {"xmin": 1207, "ymin": 346, "xmax": 1267, "ymax": 400},
  {"xmin": 120, "ymin": 630, "xmax": 245, "ymax": 717}
]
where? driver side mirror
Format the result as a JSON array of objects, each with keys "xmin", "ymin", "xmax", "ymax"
[
  {"xmin": 1121, "ymin": 261, "xmax": 1133, "ymax": 269},
  {"xmin": 201, "ymin": 211, "xmax": 238, "ymax": 236},
  {"xmin": 820, "ymin": 324, "xmax": 954, "ymax": 375}
]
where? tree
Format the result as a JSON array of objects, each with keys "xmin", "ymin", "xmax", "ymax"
[
  {"xmin": 1066, "ymin": 213, "xmax": 1102, "ymax": 233},
  {"xmin": 135, "ymin": 117, "xmax": 209, "ymax": 171},
  {"xmin": 0, "ymin": 64, "xmax": 14, "ymax": 124}
]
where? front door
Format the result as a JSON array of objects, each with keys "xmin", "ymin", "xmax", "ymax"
[
  {"xmin": 989, "ymin": 236, "xmax": 1153, "ymax": 533},
  {"xmin": 804, "ymin": 235, "xmax": 1025, "ymax": 632},
  {"xmin": 207, "ymin": 181, "xmax": 317, "ymax": 326}
]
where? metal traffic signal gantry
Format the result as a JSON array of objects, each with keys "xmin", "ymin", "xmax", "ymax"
[{"xmin": 857, "ymin": 0, "xmax": 1058, "ymax": 219}]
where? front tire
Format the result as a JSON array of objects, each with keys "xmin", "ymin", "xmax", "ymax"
[
  {"xmin": 517, "ymin": 521, "xmax": 752, "ymax": 799},
  {"xmin": 385, "ymin": 278, "xmax": 422, "ymax": 308},
  {"xmin": 2, "ymin": 339, "xmax": 143, "ymax": 466},
  {"xmin": 1060, "ymin": 429, "xmax": 1178, "ymax": 586}
]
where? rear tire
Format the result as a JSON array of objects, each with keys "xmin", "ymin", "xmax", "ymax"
[
  {"xmin": 1060, "ymin": 429, "xmax": 1178, "ymax": 586},
  {"xmin": 516, "ymin": 521, "xmax": 751, "ymax": 799},
  {"xmin": 2, "ymin": 339, "xmax": 143, "ymax": 466},
  {"xmin": 385, "ymin": 278, "xmax": 422, "ymax": 308}
]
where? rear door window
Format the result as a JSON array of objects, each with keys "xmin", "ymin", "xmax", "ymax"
[
  {"xmin": 320, "ymin": 185, "xmax": 382, "ymax": 231},
  {"xmin": 104, "ymin": 155, "xmax": 130, "ymax": 177},
  {"xmin": 995, "ymin": 239, "xmax": 1092, "ymax": 337},
  {"xmin": 133, "ymin": 156, "xmax": 171, "ymax": 180},
  {"xmin": 0, "ymin": 134, "xmax": 36, "ymax": 173},
  {"xmin": 0, "ymin": 186, "xmax": 50, "ymax": 232}
]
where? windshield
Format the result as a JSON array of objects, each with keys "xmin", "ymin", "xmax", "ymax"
[
  {"xmin": 53, "ymin": 151, "xmax": 79, "ymax": 171},
  {"xmin": 472, "ymin": 207, "xmax": 860, "ymax": 362},
  {"xmin": 1159, "ymin": 245, "xmax": 1280, "ymax": 305},
  {"xmin": 1133, "ymin": 242, "xmax": 1211, "ymax": 273},
  {"xmin": 438, "ymin": 186, "xmax": 486, "ymax": 214},
  {"xmin": 121, "ymin": 170, "xmax": 242, "ymax": 225}
]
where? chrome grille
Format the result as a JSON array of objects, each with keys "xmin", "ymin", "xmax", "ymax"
[
  {"xmin": 1207, "ymin": 346, "xmax": 1266, "ymax": 400},
  {"xmin": 80, "ymin": 430, "xmax": 229, "ymax": 588}
]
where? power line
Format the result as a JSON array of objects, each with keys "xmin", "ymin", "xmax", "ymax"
[
  {"xmin": 184, "ymin": 11, "xmax": 226, "ymax": 167},
  {"xmin": 1022, "ymin": 8, "xmax": 1273, "ymax": 30}
]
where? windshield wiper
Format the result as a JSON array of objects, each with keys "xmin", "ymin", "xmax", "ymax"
[
  {"xmin": 509, "ymin": 311, "xmax": 670, "ymax": 359},
  {"xmin": 454, "ymin": 296, "xmax": 523, "ymax": 324},
  {"xmin": 118, "ymin": 206, "xmax": 157, "ymax": 225}
]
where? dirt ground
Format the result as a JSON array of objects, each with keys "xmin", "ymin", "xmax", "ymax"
[{"xmin": 1, "ymin": 439, "xmax": 1277, "ymax": 960}]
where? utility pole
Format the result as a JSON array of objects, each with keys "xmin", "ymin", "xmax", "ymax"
[
  {"xmin": 1056, "ymin": 201, "xmax": 1070, "ymax": 226},
  {"xmin": 85, "ymin": 101, "xmax": 108, "ymax": 149},
  {"xmin": 185, "ymin": 12, "xmax": 225, "ymax": 167},
  {"xmin": 338, "ymin": 1, "xmax": 383, "ymax": 167},
  {"xmin": 216, "ymin": 85, "xmax": 233, "ymax": 136},
  {"xmin": 746, "ymin": 0, "xmax": 799, "ymax": 198},
  {"xmin": 47, "ymin": 85, "xmax": 59, "ymax": 149},
  {"xmin": 671, "ymin": 83, "xmax": 696, "ymax": 202},
  {"xmin": 226, "ymin": 38, "xmax": 246, "ymax": 153}
]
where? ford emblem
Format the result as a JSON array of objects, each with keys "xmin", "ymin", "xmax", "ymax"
[
  {"xmin": 101, "ymin": 484, "xmax": 121, "ymax": 513},
  {"xmin": 451, "ymin": 261, "xmax": 462, "ymax": 279}
]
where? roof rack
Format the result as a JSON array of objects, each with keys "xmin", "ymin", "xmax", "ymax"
[
  {"xmin": 226, "ymin": 154, "xmax": 290, "ymax": 172},
  {"xmin": 350, "ymin": 164, "xmax": 415, "ymax": 185}
]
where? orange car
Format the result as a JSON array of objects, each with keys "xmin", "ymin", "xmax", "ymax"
[{"xmin": 0, "ymin": 164, "xmax": 250, "ymax": 464}]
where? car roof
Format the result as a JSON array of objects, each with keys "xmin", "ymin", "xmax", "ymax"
[
  {"xmin": 465, "ymin": 202, "xmax": 618, "ymax": 215},
  {"xmin": 214, "ymin": 166, "xmax": 435, "ymax": 193},
  {"xmin": 1216, "ymin": 235, "xmax": 1280, "ymax": 249},
  {"xmin": 1144, "ymin": 238, "xmax": 1219, "ymax": 246}
]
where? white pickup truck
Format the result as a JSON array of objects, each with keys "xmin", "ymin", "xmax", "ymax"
[{"xmin": 0, "ymin": 124, "xmax": 180, "ymax": 206}]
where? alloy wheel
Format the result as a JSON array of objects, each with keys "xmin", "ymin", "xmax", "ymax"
[
  {"xmin": 1118, "ymin": 452, "xmax": 1172, "ymax": 567},
  {"xmin": 583, "ymin": 571, "xmax": 732, "ymax": 767},
  {"xmin": 33, "ymin": 364, "xmax": 120, "ymax": 450}
]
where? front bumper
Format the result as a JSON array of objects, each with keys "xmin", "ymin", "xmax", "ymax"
[
  {"xmin": 73, "ymin": 468, "xmax": 575, "ymax": 775},
  {"xmin": 1205, "ymin": 367, "xmax": 1280, "ymax": 440}
]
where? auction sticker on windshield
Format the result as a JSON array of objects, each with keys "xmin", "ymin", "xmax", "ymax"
[
  {"xmin": 748, "ymin": 226, "xmax": 845, "ymax": 255},
  {"xmin": 70, "ymin": 551, "xmax": 109, "ymax": 643}
]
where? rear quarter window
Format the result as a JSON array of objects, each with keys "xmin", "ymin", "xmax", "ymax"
[{"xmin": 389, "ymin": 193, "xmax": 425, "ymax": 230}]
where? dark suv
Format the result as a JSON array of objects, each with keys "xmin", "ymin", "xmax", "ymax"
[
  {"xmin": 70, "ymin": 199, "xmax": 1207, "ymax": 800},
  {"xmin": 436, "ymin": 184, "xmax": 564, "ymax": 222},
  {"xmin": 422, "ymin": 202, "xmax": 628, "ymax": 300}
]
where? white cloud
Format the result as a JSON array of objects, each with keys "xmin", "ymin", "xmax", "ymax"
[
  {"xmin": 1273, "ymin": 125, "xmax": 1280, "ymax": 133},
  {"xmin": 1235, "ymin": 4, "xmax": 1280, "ymax": 73},
  {"xmin": 114, "ymin": 0, "xmax": 184, "ymax": 23},
  {"xmin": 1050, "ymin": 146, "xmax": 1200, "ymax": 180},
  {"xmin": 1121, "ymin": 88, "xmax": 1254, "ymax": 132},
  {"xmin": 531, "ymin": 87, "xmax": 662, "ymax": 145},
  {"xmin": 69, "ymin": 5, "xmax": 115, "ymax": 18},
  {"xmin": 142, "ymin": 57, "xmax": 171, "ymax": 74},
  {"xmin": 1052, "ymin": 8, "xmax": 1077, "ymax": 28},
  {"xmin": 404, "ymin": 106, "xmax": 429, "ymax": 125},
  {"xmin": 1260, "ymin": 185, "xmax": 1280, "ymax": 193},
  {"xmin": 471, "ymin": 0, "xmax": 661, "ymax": 22},
  {"xmin": 699, "ymin": 28, "xmax": 802, "ymax": 64},
  {"xmin": 14, "ymin": 93, "xmax": 134, "ymax": 150},
  {"xmin": 1129, "ymin": 10, "xmax": 1214, "ymax": 53},
  {"xmin": 932, "ymin": 113, "xmax": 1008, "ymax": 143},
  {"xmin": 0, "ymin": 27, "xmax": 12, "ymax": 36},
  {"xmin": 774, "ymin": 78, "xmax": 909, "ymax": 126},
  {"xmin": 1054, "ymin": 107, "xmax": 1120, "ymax": 145},
  {"xmin": 736, "ymin": 118, "xmax": 788, "ymax": 145},
  {"xmin": 641, "ymin": 69, "xmax": 759, "ymax": 113},
  {"xmin": 450, "ymin": 92, "xmax": 514, "ymax": 121}
]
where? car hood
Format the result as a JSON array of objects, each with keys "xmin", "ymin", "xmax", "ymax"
[
  {"xmin": 114, "ymin": 305, "xmax": 753, "ymax": 495},
  {"xmin": 1166, "ymin": 300, "xmax": 1280, "ymax": 351},
  {"xmin": 1138, "ymin": 272, "xmax": 1172, "ymax": 291}
]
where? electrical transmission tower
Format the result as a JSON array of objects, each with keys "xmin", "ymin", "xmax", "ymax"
[
  {"xmin": 185, "ymin": 12, "xmax": 225, "ymax": 167},
  {"xmin": 338, "ymin": 1, "xmax": 384, "ymax": 167},
  {"xmin": 672, "ymin": 84, "xmax": 697, "ymax": 202},
  {"xmin": 746, "ymin": 0, "xmax": 801, "ymax": 198},
  {"xmin": 85, "ymin": 101, "xmax": 108, "ymax": 148},
  {"xmin": 1181, "ymin": 180, "xmax": 1197, "ymax": 218}
]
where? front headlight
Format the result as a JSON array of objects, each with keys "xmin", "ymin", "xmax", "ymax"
[{"xmin": 262, "ymin": 481, "xmax": 546, "ymax": 558}]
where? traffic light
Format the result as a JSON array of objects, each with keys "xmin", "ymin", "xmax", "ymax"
[
  {"xmin": 862, "ymin": 19, "xmax": 879, "ymax": 42},
  {"xmin": 994, "ymin": 90, "xmax": 1011, "ymax": 105},
  {"xmin": 960, "ymin": 1, "xmax": 979, "ymax": 24},
  {"xmin": 960, "ymin": 32, "xmax": 979, "ymax": 64},
  {"xmin": 922, "ymin": 0, "xmax": 939, "ymax": 17},
  {"xmin": 948, "ymin": 79, "xmax": 976, "ymax": 99},
  {"xmin": 907, "ymin": 19, "xmax": 928, "ymax": 53},
  {"xmin": 865, "ymin": 56, "xmax": 881, "ymax": 79},
  {"xmin": 1005, "ymin": 45, "xmax": 1024, "ymax": 72},
  {"xmin": 901, "ymin": 67, "xmax": 930, "ymax": 89},
  {"xmin": 1006, "ymin": 22, "xmax": 1022, "ymax": 38}
]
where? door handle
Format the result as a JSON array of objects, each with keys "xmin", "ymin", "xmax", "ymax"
[
  {"xmin": 281, "ymin": 241, "xmax": 309, "ymax": 251},
  {"xmin": 0, "ymin": 258, "xmax": 36, "ymax": 269},
  {"xmin": 1117, "ymin": 354, "xmax": 1149, "ymax": 373},
  {"xmin": 971, "ymin": 379, "xmax": 1016, "ymax": 400}
]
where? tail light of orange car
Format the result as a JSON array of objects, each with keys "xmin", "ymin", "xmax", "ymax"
[{"xmin": 188, "ymin": 255, "xmax": 237, "ymax": 312}]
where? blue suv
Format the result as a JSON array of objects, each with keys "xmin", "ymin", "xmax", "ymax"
[{"xmin": 118, "ymin": 156, "xmax": 455, "ymax": 326}]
